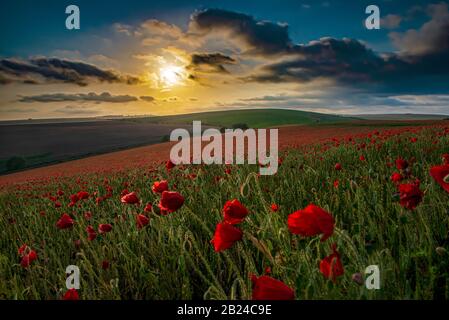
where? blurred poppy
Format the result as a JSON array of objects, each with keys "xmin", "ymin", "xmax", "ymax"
[
  {"xmin": 121, "ymin": 192, "xmax": 139, "ymax": 204},
  {"xmin": 63, "ymin": 288, "xmax": 79, "ymax": 300},
  {"xmin": 211, "ymin": 222, "xmax": 242, "ymax": 252},
  {"xmin": 398, "ymin": 181, "xmax": 423, "ymax": 210},
  {"xmin": 56, "ymin": 213, "xmax": 74, "ymax": 229},
  {"xmin": 223, "ymin": 199, "xmax": 249, "ymax": 225},
  {"xmin": 250, "ymin": 275, "xmax": 295, "ymax": 300},
  {"xmin": 98, "ymin": 224, "xmax": 112, "ymax": 234},
  {"xmin": 287, "ymin": 204, "xmax": 334, "ymax": 241},
  {"xmin": 136, "ymin": 214, "xmax": 150, "ymax": 229},
  {"xmin": 430, "ymin": 164, "xmax": 449, "ymax": 193},
  {"xmin": 158, "ymin": 191, "xmax": 184, "ymax": 213},
  {"xmin": 319, "ymin": 244, "xmax": 344, "ymax": 282},
  {"xmin": 152, "ymin": 180, "xmax": 169, "ymax": 193}
]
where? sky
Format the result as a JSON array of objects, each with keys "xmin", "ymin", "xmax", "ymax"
[{"xmin": 0, "ymin": 0, "xmax": 448, "ymax": 120}]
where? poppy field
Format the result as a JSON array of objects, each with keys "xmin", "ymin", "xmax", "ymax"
[{"xmin": 0, "ymin": 123, "xmax": 449, "ymax": 300}]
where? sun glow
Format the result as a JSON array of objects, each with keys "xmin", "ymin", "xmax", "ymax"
[{"xmin": 159, "ymin": 64, "xmax": 185, "ymax": 88}]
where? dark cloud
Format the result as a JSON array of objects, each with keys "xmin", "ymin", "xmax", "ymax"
[
  {"xmin": 18, "ymin": 92, "xmax": 138, "ymax": 103},
  {"xmin": 190, "ymin": 9, "xmax": 292, "ymax": 56},
  {"xmin": 244, "ymin": 33, "xmax": 449, "ymax": 94},
  {"xmin": 140, "ymin": 95, "xmax": 155, "ymax": 102},
  {"xmin": 0, "ymin": 58, "xmax": 141, "ymax": 86},
  {"xmin": 188, "ymin": 52, "xmax": 236, "ymax": 73}
]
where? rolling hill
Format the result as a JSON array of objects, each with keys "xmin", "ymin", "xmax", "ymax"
[{"xmin": 121, "ymin": 109, "xmax": 356, "ymax": 128}]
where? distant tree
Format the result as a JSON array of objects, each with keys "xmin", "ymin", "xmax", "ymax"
[
  {"xmin": 161, "ymin": 135, "xmax": 170, "ymax": 142},
  {"xmin": 232, "ymin": 123, "xmax": 249, "ymax": 130},
  {"xmin": 6, "ymin": 156, "xmax": 26, "ymax": 171}
]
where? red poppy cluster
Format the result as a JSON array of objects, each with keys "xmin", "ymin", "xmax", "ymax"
[
  {"xmin": 18, "ymin": 244, "xmax": 38, "ymax": 268},
  {"xmin": 211, "ymin": 199, "xmax": 248, "ymax": 252}
]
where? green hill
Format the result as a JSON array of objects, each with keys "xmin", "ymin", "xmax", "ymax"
[{"xmin": 124, "ymin": 109, "xmax": 356, "ymax": 128}]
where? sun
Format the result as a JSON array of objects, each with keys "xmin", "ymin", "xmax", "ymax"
[{"xmin": 159, "ymin": 65, "xmax": 184, "ymax": 88}]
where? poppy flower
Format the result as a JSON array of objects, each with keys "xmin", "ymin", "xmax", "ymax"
[
  {"xmin": 63, "ymin": 288, "xmax": 79, "ymax": 300},
  {"xmin": 98, "ymin": 224, "xmax": 112, "ymax": 234},
  {"xmin": 395, "ymin": 158, "xmax": 408, "ymax": 170},
  {"xmin": 158, "ymin": 191, "xmax": 184, "ymax": 213},
  {"xmin": 287, "ymin": 204, "xmax": 334, "ymax": 241},
  {"xmin": 319, "ymin": 244, "xmax": 344, "ymax": 282},
  {"xmin": 102, "ymin": 260, "xmax": 110, "ymax": 270},
  {"xmin": 77, "ymin": 191, "xmax": 89, "ymax": 200},
  {"xmin": 121, "ymin": 192, "xmax": 139, "ymax": 204},
  {"xmin": 210, "ymin": 222, "xmax": 243, "ymax": 252},
  {"xmin": 270, "ymin": 203, "xmax": 279, "ymax": 212},
  {"xmin": 359, "ymin": 155, "xmax": 366, "ymax": 161},
  {"xmin": 144, "ymin": 203, "xmax": 153, "ymax": 212},
  {"xmin": 18, "ymin": 245, "xmax": 38, "ymax": 268},
  {"xmin": 333, "ymin": 180, "xmax": 339, "ymax": 189},
  {"xmin": 250, "ymin": 275, "xmax": 295, "ymax": 300},
  {"xmin": 334, "ymin": 163, "xmax": 342, "ymax": 171},
  {"xmin": 56, "ymin": 213, "xmax": 74, "ymax": 229},
  {"xmin": 152, "ymin": 180, "xmax": 169, "ymax": 193},
  {"xmin": 429, "ymin": 164, "xmax": 449, "ymax": 193},
  {"xmin": 136, "ymin": 214, "xmax": 150, "ymax": 229},
  {"xmin": 390, "ymin": 172, "xmax": 403, "ymax": 183},
  {"xmin": 70, "ymin": 194, "xmax": 79, "ymax": 204},
  {"xmin": 223, "ymin": 199, "xmax": 249, "ymax": 225},
  {"xmin": 398, "ymin": 181, "xmax": 423, "ymax": 210},
  {"xmin": 86, "ymin": 225, "xmax": 97, "ymax": 241},
  {"xmin": 166, "ymin": 160, "xmax": 175, "ymax": 171}
]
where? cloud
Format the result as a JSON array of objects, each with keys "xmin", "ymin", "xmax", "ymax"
[
  {"xmin": 54, "ymin": 105, "xmax": 101, "ymax": 115},
  {"xmin": 0, "ymin": 57, "xmax": 141, "ymax": 86},
  {"xmin": 381, "ymin": 14, "xmax": 402, "ymax": 29},
  {"xmin": 140, "ymin": 95, "xmax": 156, "ymax": 102},
  {"xmin": 389, "ymin": 2, "xmax": 449, "ymax": 55},
  {"xmin": 18, "ymin": 92, "xmax": 138, "ymax": 103},
  {"xmin": 189, "ymin": 9, "xmax": 292, "ymax": 56},
  {"xmin": 188, "ymin": 52, "xmax": 236, "ymax": 73}
]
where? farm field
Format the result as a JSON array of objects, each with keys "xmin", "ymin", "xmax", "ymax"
[{"xmin": 0, "ymin": 121, "xmax": 448, "ymax": 300}]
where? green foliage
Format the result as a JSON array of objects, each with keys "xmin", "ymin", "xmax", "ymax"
[{"xmin": 0, "ymin": 126, "xmax": 448, "ymax": 300}]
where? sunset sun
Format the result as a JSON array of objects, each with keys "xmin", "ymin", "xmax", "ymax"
[{"xmin": 159, "ymin": 65, "xmax": 184, "ymax": 88}]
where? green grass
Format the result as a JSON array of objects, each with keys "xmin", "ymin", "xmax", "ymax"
[
  {"xmin": 0, "ymin": 126, "xmax": 448, "ymax": 300},
  {"xmin": 124, "ymin": 109, "xmax": 356, "ymax": 128}
]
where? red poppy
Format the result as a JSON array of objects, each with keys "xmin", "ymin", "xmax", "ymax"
[
  {"xmin": 333, "ymin": 180, "xmax": 339, "ymax": 189},
  {"xmin": 334, "ymin": 163, "xmax": 342, "ymax": 171},
  {"xmin": 121, "ymin": 192, "xmax": 139, "ymax": 204},
  {"xmin": 398, "ymin": 181, "xmax": 423, "ymax": 210},
  {"xmin": 319, "ymin": 244, "xmax": 344, "ymax": 282},
  {"xmin": 152, "ymin": 180, "xmax": 169, "ymax": 193},
  {"xmin": 98, "ymin": 223, "xmax": 112, "ymax": 234},
  {"xmin": 166, "ymin": 160, "xmax": 176, "ymax": 171},
  {"xmin": 429, "ymin": 164, "xmax": 449, "ymax": 193},
  {"xmin": 395, "ymin": 158, "xmax": 408, "ymax": 170},
  {"xmin": 270, "ymin": 203, "xmax": 279, "ymax": 212},
  {"xmin": 158, "ymin": 191, "xmax": 184, "ymax": 213},
  {"xmin": 359, "ymin": 155, "xmax": 366, "ymax": 161},
  {"xmin": 70, "ymin": 194, "xmax": 79, "ymax": 204},
  {"xmin": 250, "ymin": 275, "xmax": 295, "ymax": 300},
  {"xmin": 86, "ymin": 225, "xmax": 97, "ymax": 241},
  {"xmin": 77, "ymin": 191, "xmax": 89, "ymax": 200},
  {"xmin": 144, "ymin": 203, "xmax": 153, "ymax": 212},
  {"xmin": 19, "ymin": 245, "xmax": 38, "ymax": 268},
  {"xmin": 223, "ymin": 199, "xmax": 249, "ymax": 225},
  {"xmin": 287, "ymin": 204, "xmax": 334, "ymax": 241},
  {"xmin": 210, "ymin": 222, "xmax": 243, "ymax": 252},
  {"xmin": 102, "ymin": 260, "xmax": 110, "ymax": 270},
  {"xmin": 390, "ymin": 172, "xmax": 403, "ymax": 183},
  {"xmin": 63, "ymin": 288, "xmax": 79, "ymax": 300},
  {"xmin": 136, "ymin": 214, "xmax": 150, "ymax": 229},
  {"xmin": 56, "ymin": 213, "xmax": 74, "ymax": 229}
]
